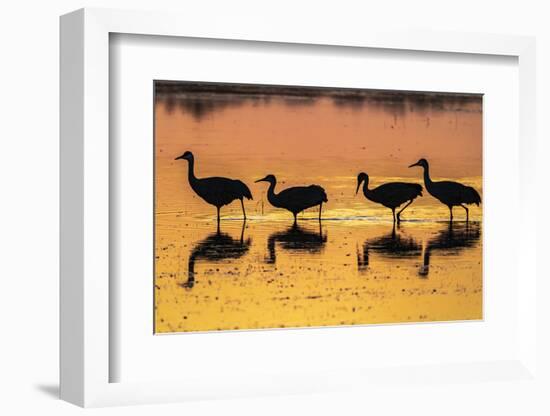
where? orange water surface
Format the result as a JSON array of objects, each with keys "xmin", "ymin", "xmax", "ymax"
[{"xmin": 154, "ymin": 83, "xmax": 482, "ymax": 333}]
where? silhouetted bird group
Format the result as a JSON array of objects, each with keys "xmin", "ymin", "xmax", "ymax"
[{"xmin": 175, "ymin": 151, "xmax": 481, "ymax": 224}]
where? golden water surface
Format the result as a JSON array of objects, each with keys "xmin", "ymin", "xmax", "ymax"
[{"xmin": 154, "ymin": 84, "xmax": 482, "ymax": 333}]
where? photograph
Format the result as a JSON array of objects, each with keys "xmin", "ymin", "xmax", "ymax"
[{"xmin": 154, "ymin": 80, "xmax": 483, "ymax": 333}]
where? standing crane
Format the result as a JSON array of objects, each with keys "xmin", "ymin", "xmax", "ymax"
[
  {"xmin": 175, "ymin": 151, "xmax": 252, "ymax": 224},
  {"xmin": 408, "ymin": 158, "xmax": 481, "ymax": 222},
  {"xmin": 255, "ymin": 174, "xmax": 328, "ymax": 224},
  {"xmin": 355, "ymin": 172, "xmax": 423, "ymax": 223}
]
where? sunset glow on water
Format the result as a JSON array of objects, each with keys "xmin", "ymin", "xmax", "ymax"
[{"xmin": 154, "ymin": 83, "xmax": 482, "ymax": 333}]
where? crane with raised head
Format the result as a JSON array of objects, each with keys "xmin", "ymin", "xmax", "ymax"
[
  {"xmin": 409, "ymin": 158, "xmax": 481, "ymax": 222},
  {"xmin": 175, "ymin": 151, "xmax": 252, "ymax": 224}
]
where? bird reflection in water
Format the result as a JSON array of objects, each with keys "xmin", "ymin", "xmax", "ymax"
[
  {"xmin": 265, "ymin": 223, "xmax": 327, "ymax": 264},
  {"xmin": 357, "ymin": 224, "xmax": 422, "ymax": 272},
  {"xmin": 419, "ymin": 222, "xmax": 481, "ymax": 277},
  {"xmin": 180, "ymin": 223, "xmax": 251, "ymax": 289}
]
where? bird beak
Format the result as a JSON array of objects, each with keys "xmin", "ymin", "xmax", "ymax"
[
  {"xmin": 255, "ymin": 177, "xmax": 267, "ymax": 183},
  {"xmin": 175, "ymin": 155, "xmax": 184, "ymax": 160},
  {"xmin": 355, "ymin": 180, "xmax": 361, "ymax": 195},
  {"xmin": 408, "ymin": 162, "xmax": 419, "ymax": 168}
]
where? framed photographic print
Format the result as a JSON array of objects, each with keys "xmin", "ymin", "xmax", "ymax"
[{"xmin": 60, "ymin": 7, "xmax": 542, "ymax": 409}]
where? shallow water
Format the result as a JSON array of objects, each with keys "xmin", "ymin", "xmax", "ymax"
[
  {"xmin": 154, "ymin": 84, "xmax": 483, "ymax": 333},
  {"xmin": 155, "ymin": 217, "xmax": 482, "ymax": 333}
]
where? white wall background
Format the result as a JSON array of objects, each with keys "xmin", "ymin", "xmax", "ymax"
[{"xmin": 0, "ymin": 1, "xmax": 548, "ymax": 415}]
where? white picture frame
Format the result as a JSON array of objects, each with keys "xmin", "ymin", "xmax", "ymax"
[{"xmin": 60, "ymin": 7, "xmax": 539, "ymax": 408}]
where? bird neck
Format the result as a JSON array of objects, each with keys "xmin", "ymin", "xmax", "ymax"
[
  {"xmin": 422, "ymin": 165, "xmax": 433, "ymax": 189},
  {"xmin": 362, "ymin": 179, "xmax": 372, "ymax": 198},
  {"xmin": 187, "ymin": 158, "xmax": 198, "ymax": 185},
  {"xmin": 266, "ymin": 179, "xmax": 278, "ymax": 204}
]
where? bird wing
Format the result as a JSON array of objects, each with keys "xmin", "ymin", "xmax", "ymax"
[
  {"xmin": 195, "ymin": 177, "xmax": 251, "ymax": 206},
  {"xmin": 276, "ymin": 185, "xmax": 327, "ymax": 211},
  {"xmin": 462, "ymin": 185, "xmax": 481, "ymax": 205},
  {"xmin": 371, "ymin": 182, "xmax": 422, "ymax": 206},
  {"xmin": 277, "ymin": 186, "xmax": 308, "ymax": 199},
  {"xmin": 307, "ymin": 185, "xmax": 328, "ymax": 202},
  {"xmin": 233, "ymin": 179, "xmax": 253, "ymax": 200},
  {"xmin": 431, "ymin": 181, "xmax": 481, "ymax": 206}
]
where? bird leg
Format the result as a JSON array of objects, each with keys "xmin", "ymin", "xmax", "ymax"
[
  {"xmin": 319, "ymin": 202, "xmax": 323, "ymax": 222},
  {"xmin": 396, "ymin": 200, "xmax": 414, "ymax": 223},
  {"xmin": 357, "ymin": 244, "xmax": 369, "ymax": 271},
  {"xmin": 448, "ymin": 206, "xmax": 453, "ymax": 222},
  {"xmin": 392, "ymin": 208, "xmax": 396, "ymax": 224},
  {"xmin": 240, "ymin": 198, "xmax": 247, "ymax": 221},
  {"xmin": 216, "ymin": 206, "xmax": 221, "ymax": 228},
  {"xmin": 240, "ymin": 221, "xmax": 245, "ymax": 243},
  {"xmin": 461, "ymin": 204, "xmax": 469, "ymax": 222},
  {"xmin": 293, "ymin": 213, "xmax": 297, "ymax": 225},
  {"xmin": 419, "ymin": 246, "xmax": 430, "ymax": 278}
]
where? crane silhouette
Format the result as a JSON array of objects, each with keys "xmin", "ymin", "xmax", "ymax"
[
  {"xmin": 409, "ymin": 158, "xmax": 481, "ymax": 222},
  {"xmin": 255, "ymin": 174, "xmax": 328, "ymax": 224},
  {"xmin": 419, "ymin": 222, "xmax": 480, "ymax": 276},
  {"xmin": 180, "ymin": 223, "xmax": 251, "ymax": 289},
  {"xmin": 175, "ymin": 151, "xmax": 252, "ymax": 224},
  {"xmin": 265, "ymin": 223, "xmax": 326, "ymax": 264},
  {"xmin": 355, "ymin": 172, "xmax": 423, "ymax": 223},
  {"xmin": 357, "ymin": 224, "xmax": 421, "ymax": 272}
]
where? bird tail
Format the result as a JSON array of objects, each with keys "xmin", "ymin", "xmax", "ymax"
[
  {"xmin": 321, "ymin": 188, "xmax": 328, "ymax": 203},
  {"xmin": 415, "ymin": 183, "xmax": 423, "ymax": 197},
  {"xmin": 310, "ymin": 184, "xmax": 328, "ymax": 202},
  {"xmin": 240, "ymin": 181, "xmax": 253, "ymax": 200},
  {"xmin": 464, "ymin": 186, "xmax": 481, "ymax": 206}
]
